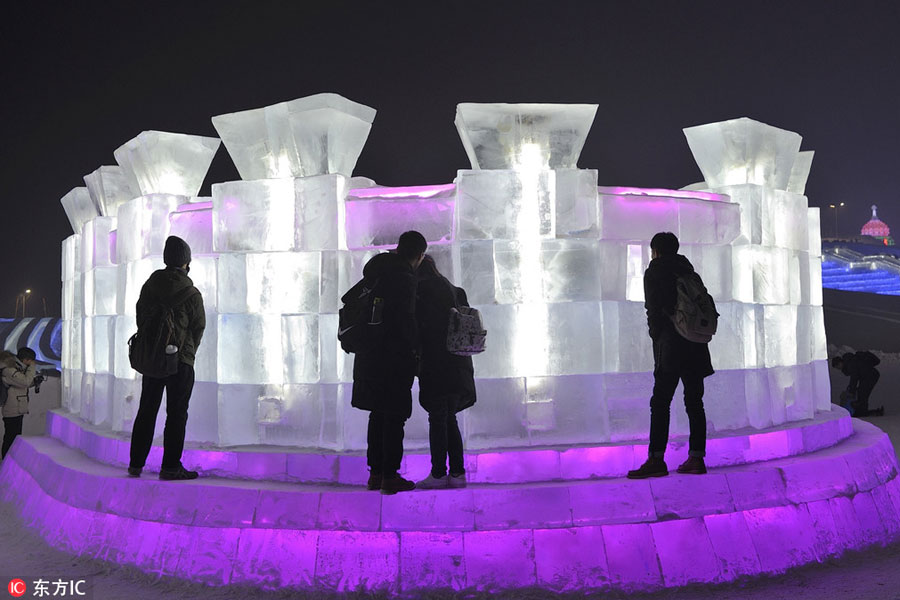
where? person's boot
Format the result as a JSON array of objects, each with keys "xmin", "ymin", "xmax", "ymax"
[
  {"xmin": 127, "ymin": 466, "xmax": 142, "ymax": 478},
  {"xmin": 448, "ymin": 472, "xmax": 468, "ymax": 489},
  {"xmin": 159, "ymin": 465, "xmax": 199, "ymax": 481},
  {"xmin": 627, "ymin": 457, "xmax": 668, "ymax": 479},
  {"xmin": 366, "ymin": 471, "xmax": 383, "ymax": 491},
  {"xmin": 381, "ymin": 474, "xmax": 416, "ymax": 495},
  {"xmin": 417, "ymin": 473, "xmax": 449, "ymax": 489},
  {"xmin": 676, "ymin": 456, "xmax": 707, "ymax": 475}
]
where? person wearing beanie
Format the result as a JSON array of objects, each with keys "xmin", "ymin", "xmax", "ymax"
[
  {"xmin": 128, "ymin": 236, "xmax": 205, "ymax": 480},
  {"xmin": 163, "ymin": 235, "xmax": 192, "ymax": 268}
]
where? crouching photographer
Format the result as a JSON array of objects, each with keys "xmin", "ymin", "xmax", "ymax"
[{"xmin": 1, "ymin": 347, "xmax": 40, "ymax": 458}]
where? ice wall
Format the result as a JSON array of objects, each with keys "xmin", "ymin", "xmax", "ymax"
[{"xmin": 60, "ymin": 102, "xmax": 828, "ymax": 451}]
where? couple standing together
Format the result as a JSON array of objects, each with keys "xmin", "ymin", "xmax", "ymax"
[
  {"xmin": 352, "ymin": 230, "xmax": 715, "ymax": 494},
  {"xmin": 350, "ymin": 231, "xmax": 477, "ymax": 495}
]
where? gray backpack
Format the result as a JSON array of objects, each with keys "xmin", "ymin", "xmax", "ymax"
[
  {"xmin": 671, "ymin": 271, "xmax": 718, "ymax": 343},
  {"xmin": 443, "ymin": 280, "xmax": 486, "ymax": 356}
]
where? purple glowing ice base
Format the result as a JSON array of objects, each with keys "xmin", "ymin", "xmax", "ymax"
[{"xmin": 1, "ymin": 410, "xmax": 900, "ymax": 593}]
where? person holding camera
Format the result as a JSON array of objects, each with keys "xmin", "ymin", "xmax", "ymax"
[{"xmin": 1, "ymin": 347, "xmax": 40, "ymax": 458}]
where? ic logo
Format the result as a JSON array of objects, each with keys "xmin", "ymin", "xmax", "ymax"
[{"xmin": 7, "ymin": 579, "xmax": 26, "ymax": 597}]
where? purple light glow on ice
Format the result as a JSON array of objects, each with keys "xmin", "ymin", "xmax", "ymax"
[
  {"xmin": 2, "ymin": 418, "xmax": 900, "ymax": 593},
  {"xmin": 345, "ymin": 189, "xmax": 456, "ymax": 250},
  {"xmin": 45, "ymin": 408, "xmax": 852, "ymax": 485},
  {"xmin": 348, "ymin": 183, "xmax": 456, "ymax": 199},
  {"xmin": 598, "ymin": 185, "xmax": 728, "ymax": 203}
]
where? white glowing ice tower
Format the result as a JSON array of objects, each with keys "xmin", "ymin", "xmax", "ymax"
[{"xmin": 60, "ymin": 99, "xmax": 827, "ymax": 451}]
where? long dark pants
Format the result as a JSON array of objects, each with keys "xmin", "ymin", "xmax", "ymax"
[
  {"xmin": 853, "ymin": 369, "xmax": 880, "ymax": 415},
  {"xmin": 2, "ymin": 415, "xmax": 24, "ymax": 458},
  {"xmin": 129, "ymin": 363, "xmax": 194, "ymax": 470},
  {"xmin": 426, "ymin": 395, "xmax": 465, "ymax": 478},
  {"xmin": 366, "ymin": 411, "xmax": 407, "ymax": 476},
  {"xmin": 648, "ymin": 371, "xmax": 706, "ymax": 458}
]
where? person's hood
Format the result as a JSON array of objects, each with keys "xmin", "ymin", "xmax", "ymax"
[
  {"xmin": 145, "ymin": 267, "xmax": 195, "ymax": 301},
  {"xmin": 648, "ymin": 253, "xmax": 695, "ymax": 275},
  {"xmin": 363, "ymin": 252, "xmax": 412, "ymax": 280},
  {"xmin": 0, "ymin": 351, "xmax": 22, "ymax": 370}
]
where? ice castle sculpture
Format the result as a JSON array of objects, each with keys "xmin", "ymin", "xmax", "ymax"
[
  {"xmin": 2, "ymin": 94, "xmax": 894, "ymax": 593},
  {"xmin": 57, "ymin": 100, "xmax": 830, "ymax": 452}
]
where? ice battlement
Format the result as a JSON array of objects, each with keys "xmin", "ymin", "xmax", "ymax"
[{"xmin": 59, "ymin": 95, "xmax": 826, "ymax": 451}]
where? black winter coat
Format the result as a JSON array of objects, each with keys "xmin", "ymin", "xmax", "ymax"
[
  {"xmin": 643, "ymin": 254, "xmax": 714, "ymax": 378},
  {"xmin": 840, "ymin": 351, "xmax": 880, "ymax": 392},
  {"xmin": 350, "ymin": 253, "xmax": 418, "ymax": 418},
  {"xmin": 416, "ymin": 274, "xmax": 477, "ymax": 413},
  {"xmin": 136, "ymin": 267, "xmax": 205, "ymax": 366}
]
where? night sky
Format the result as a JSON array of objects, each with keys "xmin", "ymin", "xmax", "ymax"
[{"xmin": 3, "ymin": 1, "xmax": 898, "ymax": 316}]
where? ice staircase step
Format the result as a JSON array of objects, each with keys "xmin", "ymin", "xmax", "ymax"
[
  {"xmin": 46, "ymin": 407, "xmax": 853, "ymax": 485},
  {"xmin": 2, "ymin": 420, "xmax": 900, "ymax": 592}
]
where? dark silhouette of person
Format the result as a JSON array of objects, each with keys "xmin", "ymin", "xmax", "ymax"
[
  {"xmin": 128, "ymin": 236, "xmax": 205, "ymax": 480},
  {"xmin": 628, "ymin": 232, "xmax": 714, "ymax": 479},
  {"xmin": 351, "ymin": 231, "xmax": 427, "ymax": 495},
  {"xmin": 831, "ymin": 351, "xmax": 883, "ymax": 417},
  {"xmin": 414, "ymin": 254, "xmax": 476, "ymax": 489}
]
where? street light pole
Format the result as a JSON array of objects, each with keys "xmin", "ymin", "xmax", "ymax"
[
  {"xmin": 828, "ymin": 202, "xmax": 846, "ymax": 238},
  {"xmin": 22, "ymin": 289, "xmax": 31, "ymax": 317}
]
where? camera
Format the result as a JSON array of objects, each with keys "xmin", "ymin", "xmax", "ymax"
[{"xmin": 33, "ymin": 373, "xmax": 45, "ymax": 394}]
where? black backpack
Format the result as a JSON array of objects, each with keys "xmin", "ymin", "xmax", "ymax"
[
  {"xmin": 128, "ymin": 286, "xmax": 199, "ymax": 378},
  {"xmin": 858, "ymin": 350, "xmax": 881, "ymax": 368},
  {"xmin": 338, "ymin": 277, "xmax": 384, "ymax": 354}
]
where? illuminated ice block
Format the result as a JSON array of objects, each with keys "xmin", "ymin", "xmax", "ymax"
[
  {"xmin": 114, "ymin": 130, "xmax": 220, "ymax": 197},
  {"xmin": 771, "ymin": 190, "xmax": 809, "ymax": 251},
  {"xmin": 211, "ymin": 93, "xmax": 376, "ymax": 180},
  {"xmin": 764, "ymin": 305, "xmax": 798, "ymax": 367},
  {"xmin": 81, "ymin": 217, "xmax": 117, "ymax": 270},
  {"xmin": 84, "ymin": 316, "xmax": 115, "ymax": 374},
  {"xmin": 84, "ymin": 166, "xmax": 136, "ymax": 217},
  {"xmin": 295, "ymin": 174, "xmax": 349, "ymax": 251},
  {"xmin": 62, "ymin": 235, "xmax": 81, "ymax": 281},
  {"xmin": 807, "ymin": 207, "xmax": 822, "ymax": 257},
  {"xmin": 554, "ymin": 169, "xmax": 599, "ymax": 237},
  {"xmin": 540, "ymin": 239, "xmax": 604, "ymax": 303},
  {"xmin": 116, "ymin": 195, "xmax": 181, "ymax": 263},
  {"xmin": 116, "ymin": 257, "xmax": 161, "ymax": 316},
  {"xmin": 787, "ymin": 151, "xmax": 814, "ymax": 195},
  {"xmin": 345, "ymin": 184, "xmax": 455, "ymax": 250},
  {"xmin": 84, "ymin": 266, "xmax": 118, "ymax": 317},
  {"xmin": 112, "ymin": 316, "xmax": 136, "ymax": 380},
  {"xmin": 217, "ymin": 314, "xmax": 284, "ymax": 385},
  {"xmin": 708, "ymin": 303, "xmax": 763, "ymax": 370},
  {"xmin": 679, "ymin": 245, "xmax": 733, "ymax": 303},
  {"xmin": 212, "ymin": 179, "xmax": 295, "ymax": 253},
  {"xmin": 61, "ymin": 187, "xmax": 100, "ymax": 234},
  {"xmin": 683, "ymin": 117, "xmax": 802, "ymax": 190},
  {"xmin": 455, "ymin": 103, "xmax": 598, "ymax": 170},
  {"xmin": 217, "ymin": 252, "xmax": 322, "ymax": 315},
  {"xmin": 456, "ymin": 170, "xmax": 556, "ymax": 241},
  {"xmin": 169, "ymin": 203, "xmax": 213, "ymax": 256}
]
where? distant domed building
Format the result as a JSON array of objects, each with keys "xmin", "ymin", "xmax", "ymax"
[{"xmin": 861, "ymin": 204, "xmax": 894, "ymax": 245}]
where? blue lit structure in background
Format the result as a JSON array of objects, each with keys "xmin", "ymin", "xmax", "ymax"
[
  {"xmin": 822, "ymin": 246, "xmax": 900, "ymax": 295},
  {"xmin": 0, "ymin": 318, "xmax": 62, "ymax": 368}
]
